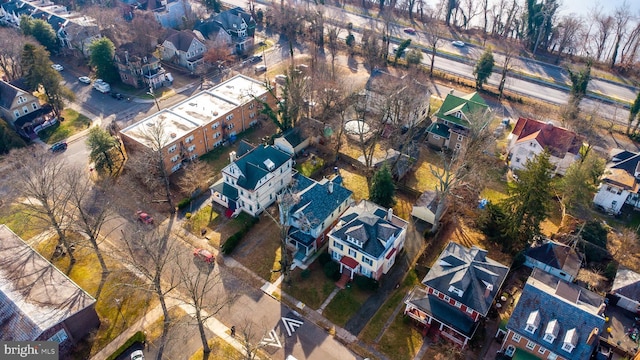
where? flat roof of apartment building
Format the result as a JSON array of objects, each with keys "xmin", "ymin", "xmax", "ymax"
[{"xmin": 120, "ymin": 109, "xmax": 200, "ymax": 147}]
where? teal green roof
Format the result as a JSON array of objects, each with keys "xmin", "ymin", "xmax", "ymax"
[
  {"xmin": 434, "ymin": 92, "xmax": 488, "ymax": 127},
  {"xmin": 426, "ymin": 122, "xmax": 450, "ymax": 138},
  {"xmin": 212, "ymin": 180, "xmax": 238, "ymax": 200},
  {"xmin": 235, "ymin": 145, "xmax": 291, "ymax": 190}
]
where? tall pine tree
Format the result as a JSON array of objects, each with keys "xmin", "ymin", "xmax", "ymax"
[{"xmin": 369, "ymin": 165, "xmax": 396, "ymax": 209}]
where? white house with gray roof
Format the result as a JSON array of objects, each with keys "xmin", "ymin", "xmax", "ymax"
[
  {"xmin": 328, "ymin": 200, "xmax": 408, "ymax": 281},
  {"xmin": 211, "ymin": 145, "xmax": 293, "ymax": 217},
  {"xmin": 287, "ymin": 173, "xmax": 353, "ymax": 263}
]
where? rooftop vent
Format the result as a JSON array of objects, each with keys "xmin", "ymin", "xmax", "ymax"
[
  {"xmin": 264, "ymin": 159, "xmax": 275, "ymax": 171},
  {"xmin": 170, "ymin": 133, "xmax": 177, "ymax": 138}
]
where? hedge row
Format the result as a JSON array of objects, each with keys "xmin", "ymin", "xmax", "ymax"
[
  {"xmin": 220, "ymin": 216, "xmax": 259, "ymax": 255},
  {"xmin": 106, "ymin": 331, "xmax": 146, "ymax": 360}
]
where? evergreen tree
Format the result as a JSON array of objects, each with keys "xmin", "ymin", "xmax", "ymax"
[
  {"xmin": 566, "ymin": 60, "xmax": 591, "ymax": 120},
  {"xmin": 369, "ymin": 165, "xmax": 396, "ymax": 209},
  {"xmin": 86, "ymin": 127, "xmax": 120, "ymax": 174},
  {"xmin": 500, "ymin": 151, "xmax": 554, "ymax": 253},
  {"xmin": 89, "ymin": 38, "xmax": 117, "ymax": 83},
  {"xmin": 20, "ymin": 16, "xmax": 58, "ymax": 53},
  {"xmin": 473, "ymin": 48, "xmax": 494, "ymax": 89},
  {"xmin": 0, "ymin": 119, "xmax": 27, "ymax": 154}
]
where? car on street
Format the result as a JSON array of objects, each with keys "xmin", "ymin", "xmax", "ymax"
[
  {"xmin": 274, "ymin": 74, "xmax": 287, "ymax": 84},
  {"xmin": 249, "ymin": 55, "xmax": 262, "ymax": 63},
  {"xmin": 255, "ymin": 64, "xmax": 267, "ymax": 73},
  {"xmin": 49, "ymin": 142, "xmax": 67, "ymax": 153},
  {"xmin": 130, "ymin": 350, "xmax": 144, "ymax": 360},
  {"xmin": 93, "ymin": 79, "xmax": 111, "ymax": 93},
  {"xmin": 78, "ymin": 76, "xmax": 91, "ymax": 84},
  {"xmin": 403, "ymin": 27, "xmax": 416, "ymax": 35},
  {"xmin": 51, "ymin": 64, "xmax": 63, "ymax": 71},
  {"xmin": 110, "ymin": 92, "xmax": 123, "ymax": 100},
  {"xmin": 452, "ymin": 40, "xmax": 466, "ymax": 47},
  {"xmin": 194, "ymin": 248, "xmax": 215, "ymax": 263},
  {"xmin": 136, "ymin": 211, "xmax": 154, "ymax": 225}
]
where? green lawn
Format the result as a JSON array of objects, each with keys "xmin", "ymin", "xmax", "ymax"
[
  {"xmin": 377, "ymin": 312, "xmax": 424, "ymax": 360},
  {"xmin": 0, "ymin": 205, "xmax": 50, "ymax": 240},
  {"xmin": 285, "ymin": 266, "xmax": 336, "ymax": 309},
  {"xmin": 39, "ymin": 108, "xmax": 91, "ymax": 144},
  {"xmin": 296, "ymin": 157, "xmax": 325, "ymax": 177},
  {"xmin": 184, "ymin": 205, "xmax": 219, "ymax": 233},
  {"xmin": 323, "ymin": 286, "xmax": 372, "ymax": 327}
]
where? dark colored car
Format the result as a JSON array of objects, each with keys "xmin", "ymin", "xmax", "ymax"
[
  {"xmin": 194, "ymin": 248, "xmax": 215, "ymax": 263},
  {"xmin": 49, "ymin": 142, "xmax": 68, "ymax": 153},
  {"xmin": 136, "ymin": 210, "xmax": 154, "ymax": 224},
  {"xmin": 250, "ymin": 55, "xmax": 263, "ymax": 63},
  {"xmin": 111, "ymin": 92, "xmax": 123, "ymax": 100}
]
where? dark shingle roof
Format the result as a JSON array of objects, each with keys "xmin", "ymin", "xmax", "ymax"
[
  {"xmin": 612, "ymin": 266, "xmax": 640, "ymax": 301},
  {"xmin": 435, "ymin": 92, "xmax": 488, "ymax": 128},
  {"xmin": 193, "ymin": 19, "xmax": 224, "ymax": 40},
  {"xmin": 331, "ymin": 201, "xmax": 406, "ymax": 259},
  {"xmin": 422, "ymin": 242, "xmax": 509, "ymax": 316},
  {"xmin": 290, "ymin": 176, "xmax": 352, "ymax": 229},
  {"xmin": 525, "ymin": 241, "xmax": 581, "ymax": 278},
  {"xmin": 282, "ymin": 129, "xmax": 305, "ymax": 148},
  {"xmin": 408, "ymin": 292, "xmax": 478, "ymax": 336},
  {"xmin": 234, "ymin": 145, "xmax": 291, "ymax": 190},
  {"xmin": 0, "ymin": 80, "xmax": 20, "ymax": 110},
  {"xmin": 164, "ymin": 29, "xmax": 198, "ymax": 52},
  {"xmin": 507, "ymin": 269, "xmax": 605, "ymax": 360}
]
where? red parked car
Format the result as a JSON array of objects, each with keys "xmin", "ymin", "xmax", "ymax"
[
  {"xmin": 194, "ymin": 248, "xmax": 215, "ymax": 263},
  {"xmin": 136, "ymin": 211, "xmax": 154, "ymax": 225}
]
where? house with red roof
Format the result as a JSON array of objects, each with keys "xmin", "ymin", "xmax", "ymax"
[{"xmin": 507, "ymin": 118, "xmax": 583, "ymax": 175}]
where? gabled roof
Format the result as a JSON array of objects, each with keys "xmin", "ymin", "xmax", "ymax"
[
  {"xmin": 0, "ymin": 80, "xmax": 21, "ymax": 110},
  {"xmin": 281, "ymin": 128, "xmax": 305, "ymax": 148},
  {"xmin": 0, "ymin": 225, "xmax": 97, "ymax": 341},
  {"xmin": 612, "ymin": 266, "xmax": 640, "ymax": 301},
  {"xmin": 511, "ymin": 118, "xmax": 583, "ymax": 158},
  {"xmin": 233, "ymin": 145, "xmax": 291, "ymax": 190},
  {"xmin": 434, "ymin": 92, "xmax": 488, "ymax": 127},
  {"xmin": 422, "ymin": 242, "xmax": 509, "ymax": 316},
  {"xmin": 425, "ymin": 122, "xmax": 451, "ymax": 138},
  {"xmin": 525, "ymin": 240, "xmax": 582, "ymax": 278},
  {"xmin": 213, "ymin": 7, "xmax": 250, "ymax": 32},
  {"xmin": 193, "ymin": 19, "xmax": 224, "ymax": 40},
  {"xmin": 415, "ymin": 190, "xmax": 438, "ymax": 213},
  {"xmin": 600, "ymin": 150, "xmax": 640, "ymax": 191},
  {"xmin": 290, "ymin": 174, "xmax": 353, "ymax": 229},
  {"xmin": 331, "ymin": 200, "xmax": 407, "ymax": 259},
  {"xmin": 227, "ymin": 7, "xmax": 255, "ymax": 26},
  {"xmin": 163, "ymin": 29, "xmax": 199, "ymax": 52},
  {"xmin": 507, "ymin": 269, "xmax": 605, "ymax": 360},
  {"xmin": 407, "ymin": 288, "xmax": 479, "ymax": 336}
]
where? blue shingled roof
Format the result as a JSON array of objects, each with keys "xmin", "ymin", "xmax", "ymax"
[
  {"xmin": 332, "ymin": 206, "xmax": 403, "ymax": 259},
  {"xmin": 288, "ymin": 228, "xmax": 315, "ymax": 246},
  {"xmin": 507, "ymin": 270, "xmax": 605, "ymax": 360},
  {"xmin": 408, "ymin": 294, "xmax": 478, "ymax": 336},
  {"xmin": 290, "ymin": 176, "xmax": 353, "ymax": 229},
  {"xmin": 234, "ymin": 145, "xmax": 291, "ymax": 190},
  {"xmin": 291, "ymin": 173, "xmax": 315, "ymax": 193}
]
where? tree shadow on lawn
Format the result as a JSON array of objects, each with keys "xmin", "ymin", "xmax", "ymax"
[
  {"xmin": 284, "ymin": 263, "xmax": 336, "ymax": 310},
  {"xmin": 229, "ymin": 212, "xmax": 282, "ymax": 282}
]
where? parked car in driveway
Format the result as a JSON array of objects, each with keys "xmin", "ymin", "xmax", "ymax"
[
  {"xmin": 93, "ymin": 79, "xmax": 110, "ymax": 93},
  {"xmin": 194, "ymin": 248, "xmax": 215, "ymax": 263},
  {"xmin": 130, "ymin": 350, "xmax": 144, "ymax": 360},
  {"xmin": 136, "ymin": 211, "xmax": 154, "ymax": 225},
  {"xmin": 452, "ymin": 40, "xmax": 466, "ymax": 47},
  {"xmin": 78, "ymin": 76, "xmax": 91, "ymax": 84},
  {"xmin": 49, "ymin": 142, "xmax": 67, "ymax": 153},
  {"xmin": 255, "ymin": 64, "xmax": 267, "ymax": 73},
  {"xmin": 51, "ymin": 64, "xmax": 63, "ymax": 71}
]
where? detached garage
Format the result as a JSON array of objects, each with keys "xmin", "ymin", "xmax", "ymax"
[{"xmin": 611, "ymin": 266, "xmax": 640, "ymax": 313}]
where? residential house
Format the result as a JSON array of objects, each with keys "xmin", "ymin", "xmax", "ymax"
[
  {"xmin": 500, "ymin": 269, "xmax": 606, "ymax": 360},
  {"xmin": 273, "ymin": 128, "xmax": 310, "ymax": 156},
  {"xmin": 610, "ymin": 266, "xmax": 640, "ymax": 313},
  {"xmin": 364, "ymin": 68, "xmax": 430, "ymax": 132},
  {"xmin": 328, "ymin": 200, "xmax": 408, "ymax": 281},
  {"xmin": 57, "ymin": 16, "xmax": 101, "ymax": 57},
  {"xmin": 115, "ymin": 46, "xmax": 171, "ymax": 89},
  {"xmin": 0, "ymin": 225, "xmax": 100, "ymax": 355},
  {"xmin": 211, "ymin": 144, "xmax": 293, "ymax": 217},
  {"xmin": 152, "ymin": 0, "xmax": 192, "ymax": 28},
  {"xmin": 507, "ymin": 117, "xmax": 583, "ymax": 175},
  {"xmin": 425, "ymin": 91, "xmax": 490, "ymax": 151},
  {"xmin": 211, "ymin": 7, "xmax": 256, "ymax": 54},
  {"xmin": 524, "ymin": 239, "xmax": 582, "ymax": 282},
  {"xmin": 404, "ymin": 242, "xmax": 509, "ymax": 348},
  {"xmin": 160, "ymin": 29, "xmax": 207, "ymax": 71},
  {"xmin": 120, "ymin": 74, "xmax": 275, "ymax": 173},
  {"xmin": 0, "ymin": 79, "xmax": 55, "ymax": 137},
  {"xmin": 593, "ymin": 149, "xmax": 640, "ymax": 215},
  {"xmin": 287, "ymin": 173, "xmax": 353, "ymax": 263},
  {"xmin": 411, "ymin": 190, "xmax": 438, "ymax": 226},
  {"xmin": 193, "ymin": 20, "xmax": 234, "ymax": 52}
]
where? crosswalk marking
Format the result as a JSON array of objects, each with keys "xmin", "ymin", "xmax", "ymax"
[
  {"xmin": 259, "ymin": 329, "xmax": 282, "ymax": 348},
  {"xmin": 281, "ymin": 316, "xmax": 304, "ymax": 337}
]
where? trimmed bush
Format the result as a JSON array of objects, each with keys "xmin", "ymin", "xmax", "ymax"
[
  {"xmin": 106, "ymin": 331, "xmax": 146, "ymax": 360},
  {"xmin": 318, "ymin": 252, "xmax": 331, "ymax": 266},
  {"xmin": 354, "ymin": 275, "xmax": 379, "ymax": 291},
  {"xmin": 221, "ymin": 216, "xmax": 259, "ymax": 255},
  {"xmin": 323, "ymin": 261, "xmax": 340, "ymax": 281},
  {"xmin": 177, "ymin": 197, "xmax": 191, "ymax": 210}
]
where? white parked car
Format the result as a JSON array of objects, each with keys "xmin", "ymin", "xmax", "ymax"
[
  {"xmin": 130, "ymin": 350, "xmax": 144, "ymax": 360},
  {"xmin": 51, "ymin": 64, "xmax": 63, "ymax": 71},
  {"xmin": 274, "ymin": 74, "xmax": 287, "ymax": 83},
  {"xmin": 255, "ymin": 64, "xmax": 267, "ymax": 73},
  {"xmin": 78, "ymin": 76, "xmax": 91, "ymax": 84},
  {"xmin": 93, "ymin": 79, "xmax": 111, "ymax": 93},
  {"xmin": 452, "ymin": 40, "xmax": 466, "ymax": 47}
]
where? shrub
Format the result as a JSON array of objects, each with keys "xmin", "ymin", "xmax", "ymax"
[
  {"xmin": 106, "ymin": 331, "xmax": 146, "ymax": 360},
  {"xmin": 185, "ymin": 212, "xmax": 192, "ymax": 219},
  {"xmin": 301, "ymin": 269, "xmax": 311, "ymax": 279},
  {"xmin": 354, "ymin": 275, "xmax": 379, "ymax": 291},
  {"xmin": 581, "ymin": 220, "xmax": 610, "ymax": 263},
  {"xmin": 323, "ymin": 261, "xmax": 340, "ymax": 281},
  {"xmin": 220, "ymin": 215, "xmax": 259, "ymax": 255},
  {"xmin": 604, "ymin": 262, "xmax": 618, "ymax": 280},
  {"xmin": 177, "ymin": 197, "xmax": 191, "ymax": 210},
  {"xmin": 318, "ymin": 252, "xmax": 331, "ymax": 266}
]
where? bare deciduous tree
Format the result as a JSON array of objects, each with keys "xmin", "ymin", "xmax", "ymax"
[
  {"xmin": 0, "ymin": 28, "xmax": 31, "ymax": 81},
  {"xmin": 591, "ymin": 8, "xmax": 614, "ymax": 61},
  {"xmin": 609, "ymin": 2, "xmax": 631, "ymax": 69},
  {"xmin": 550, "ymin": 16, "xmax": 582, "ymax": 63}
]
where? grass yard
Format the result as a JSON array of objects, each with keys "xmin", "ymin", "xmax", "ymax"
[
  {"xmin": 39, "ymin": 108, "xmax": 91, "ymax": 144},
  {"xmin": 393, "ymin": 193, "xmax": 414, "ymax": 221},
  {"xmin": 403, "ymin": 148, "xmax": 442, "ymax": 193},
  {"xmin": 184, "ymin": 205, "xmax": 220, "ymax": 246},
  {"xmin": 0, "ymin": 205, "xmax": 50, "ymax": 240},
  {"xmin": 188, "ymin": 338, "xmax": 242, "ymax": 360},
  {"xmin": 323, "ymin": 286, "xmax": 372, "ymax": 327},
  {"xmin": 360, "ymin": 269, "xmax": 420, "ymax": 343},
  {"xmin": 231, "ymin": 213, "xmax": 282, "ymax": 282},
  {"xmin": 296, "ymin": 156, "xmax": 325, "ymax": 177},
  {"xmin": 339, "ymin": 166, "xmax": 369, "ymax": 201},
  {"xmin": 540, "ymin": 199, "xmax": 562, "ymax": 237},
  {"xmin": 33, "ymin": 234, "xmax": 157, "ymax": 357},
  {"xmin": 285, "ymin": 264, "xmax": 336, "ymax": 309},
  {"xmin": 377, "ymin": 311, "xmax": 424, "ymax": 360}
]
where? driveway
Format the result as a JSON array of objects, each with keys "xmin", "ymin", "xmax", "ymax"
[{"xmin": 343, "ymin": 218, "xmax": 426, "ymax": 336}]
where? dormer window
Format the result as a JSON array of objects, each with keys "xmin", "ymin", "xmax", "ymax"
[
  {"xmin": 544, "ymin": 319, "xmax": 559, "ymax": 343},
  {"xmin": 525, "ymin": 310, "xmax": 540, "ymax": 334},
  {"xmin": 562, "ymin": 328, "xmax": 578, "ymax": 353}
]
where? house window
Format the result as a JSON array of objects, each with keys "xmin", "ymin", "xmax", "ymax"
[
  {"xmin": 190, "ymin": 154, "xmax": 198, "ymax": 160},
  {"xmin": 455, "ymin": 143, "xmax": 462, "ymax": 150},
  {"xmin": 168, "ymin": 145, "xmax": 177, "ymax": 153},
  {"xmin": 228, "ymin": 123, "xmax": 234, "ymax": 130},
  {"xmin": 525, "ymin": 324, "xmax": 536, "ymax": 334},
  {"xmin": 123, "ymin": 74, "xmax": 129, "ymax": 80},
  {"xmin": 23, "ymin": 106, "xmax": 28, "ymax": 114},
  {"xmin": 31, "ymin": 103, "xmax": 37, "ymax": 110},
  {"xmin": 538, "ymin": 347, "xmax": 546, "ymax": 355},
  {"xmin": 249, "ymin": 112, "xmax": 255, "ymax": 118},
  {"xmin": 466, "ymin": 307, "xmax": 474, "ymax": 315},
  {"xmin": 13, "ymin": 110, "xmax": 20, "ymax": 118},
  {"xmin": 172, "ymin": 163, "xmax": 182, "ymax": 172},
  {"xmin": 48, "ymin": 329, "xmax": 68, "ymax": 343},
  {"xmin": 185, "ymin": 135, "xmax": 194, "ymax": 143},
  {"xmin": 515, "ymin": 157, "xmax": 521, "ymax": 163},
  {"xmin": 249, "ymin": 103, "xmax": 254, "ymax": 109},
  {"xmin": 547, "ymin": 353, "xmax": 558, "ymax": 360},
  {"xmin": 443, "ymin": 295, "xmax": 450, "ymax": 302},
  {"xmin": 17, "ymin": 96, "xmax": 26, "ymax": 104},
  {"xmin": 171, "ymin": 155, "xmax": 179, "ymax": 162},
  {"xmin": 214, "ymin": 132, "xmax": 221, "ymax": 139},
  {"xmin": 226, "ymin": 114, "xmax": 234, "ymax": 121},
  {"xmin": 457, "ymin": 134, "xmax": 463, "ymax": 141},
  {"xmin": 188, "ymin": 145, "xmax": 196, "ymax": 152},
  {"xmin": 362, "ymin": 256, "xmax": 373, "ymax": 266},
  {"xmin": 334, "ymin": 241, "xmax": 343, "ymax": 251},
  {"xmin": 561, "ymin": 343, "xmax": 574, "ymax": 353},
  {"xmin": 526, "ymin": 341, "xmax": 535, "ymax": 350},
  {"xmin": 348, "ymin": 248, "xmax": 356, "ymax": 257},
  {"xmin": 212, "ymin": 122, "xmax": 220, "ymax": 129},
  {"xmin": 512, "ymin": 333, "xmax": 521, "ymax": 343},
  {"xmin": 543, "ymin": 334, "xmax": 555, "ymax": 343}
]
